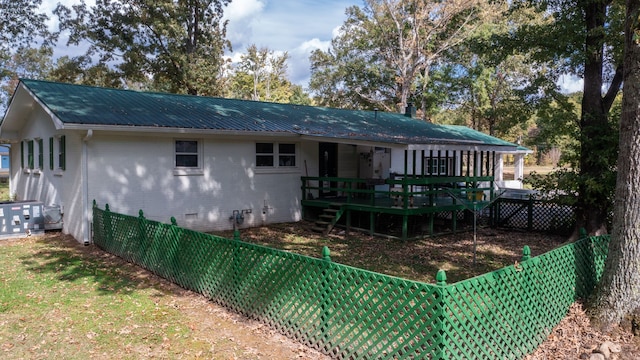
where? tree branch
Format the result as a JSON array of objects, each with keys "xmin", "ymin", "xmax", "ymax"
[{"xmin": 603, "ymin": 63, "xmax": 623, "ymax": 112}]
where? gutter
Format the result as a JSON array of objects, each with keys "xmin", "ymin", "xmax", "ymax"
[{"xmin": 82, "ymin": 129, "xmax": 93, "ymax": 245}]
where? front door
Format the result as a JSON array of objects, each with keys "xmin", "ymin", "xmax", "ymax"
[{"xmin": 319, "ymin": 142, "xmax": 338, "ymax": 197}]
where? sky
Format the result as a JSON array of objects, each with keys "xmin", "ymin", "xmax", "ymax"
[{"xmin": 40, "ymin": 0, "xmax": 363, "ymax": 88}]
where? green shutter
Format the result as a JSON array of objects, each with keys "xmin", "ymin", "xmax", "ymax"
[{"xmin": 49, "ymin": 137, "xmax": 54, "ymax": 170}]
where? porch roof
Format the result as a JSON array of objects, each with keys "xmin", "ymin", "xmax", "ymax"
[{"xmin": 3, "ymin": 79, "xmax": 524, "ymax": 150}]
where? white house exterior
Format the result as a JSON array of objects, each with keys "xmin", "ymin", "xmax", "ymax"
[{"xmin": 1, "ymin": 80, "xmax": 529, "ymax": 244}]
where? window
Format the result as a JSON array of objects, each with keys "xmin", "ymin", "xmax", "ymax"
[
  {"xmin": 49, "ymin": 137, "xmax": 54, "ymax": 170},
  {"xmin": 278, "ymin": 144, "xmax": 296, "ymax": 167},
  {"xmin": 36, "ymin": 138, "xmax": 43, "ymax": 169},
  {"xmin": 58, "ymin": 135, "xmax": 66, "ymax": 170},
  {"xmin": 27, "ymin": 140, "xmax": 34, "ymax": 169},
  {"xmin": 256, "ymin": 143, "xmax": 274, "ymax": 167},
  {"xmin": 256, "ymin": 142, "xmax": 296, "ymax": 168},
  {"xmin": 425, "ymin": 157, "xmax": 453, "ymax": 175},
  {"xmin": 175, "ymin": 140, "xmax": 199, "ymax": 168}
]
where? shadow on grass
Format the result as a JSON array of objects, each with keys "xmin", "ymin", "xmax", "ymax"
[{"xmin": 18, "ymin": 232, "xmax": 166, "ymax": 296}]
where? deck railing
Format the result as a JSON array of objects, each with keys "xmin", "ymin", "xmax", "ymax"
[
  {"xmin": 301, "ymin": 175, "xmax": 495, "ymax": 209},
  {"xmin": 93, "ymin": 201, "xmax": 609, "ymax": 360}
]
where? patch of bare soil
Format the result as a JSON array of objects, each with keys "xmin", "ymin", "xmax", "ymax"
[
  {"xmin": 525, "ymin": 302, "xmax": 640, "ymax": 360},
  {"xmin": 215, "ymin": 221, "xmax": 569, "ymax": 283},
  {"xmin": 28, "ymin": 232, "xmax": 330, "ymax": 360}
]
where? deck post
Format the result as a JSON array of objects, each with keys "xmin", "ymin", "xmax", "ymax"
[
  {"xmin": 429, "ymin": 213, "xmax": 434, "ymax": 236},
  {"xmin": 369, "ymin": 212, "xmax": 375, "ymax": 236},
  {"xmin": 402, "ymin": 214, "xmax": 408, "ymax": 240}
]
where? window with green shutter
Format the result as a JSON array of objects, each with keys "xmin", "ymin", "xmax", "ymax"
[
  {"xmin": 27, "ymin": 140, "xmax": 34, "ymax": 169},
  {"xmin": 58, "ymin": 135, "xmax": 66, "ymax": 170},
  {"xmin": 37, "ymin": 138, "xmax": 43, "ymax": 169},
  {"xmin": 49, "ymin": 137, "xmax": 54, "ymax": 170}
]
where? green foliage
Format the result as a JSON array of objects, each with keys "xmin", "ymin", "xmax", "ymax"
[
  {"xmin": 524, "ymin": 168, "xmax": 579, "ymax": 205},
  {"xmin": 227, "ymin": 44, "xmax": 312, "ymax": 105},
  {"xmin": 54, "ymin": 0, "xmax": 231, "ymax": 95},
  {"xmin": 309, "ymin": 1, "xmax": 493, "ymax": 114},
  {"xmin": 0, "ymin": 0, "xmax": 54, "ymax": 105}
]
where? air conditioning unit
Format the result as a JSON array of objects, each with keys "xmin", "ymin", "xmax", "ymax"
[{"xmin": 43, "ymin": 204, "xmax": 63, "ymax": 230}]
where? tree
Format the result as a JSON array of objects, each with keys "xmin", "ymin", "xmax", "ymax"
[
  {"xmin": 309, "ymin": 0, "xmax": 494, "ymax": 114},
  {"xmin": 505, "ymin": 0, "xmax": 625, "ymax": 236},
  {"xmin": 48, "ymin": 55, "xmax": 124, "ymax": 88},
  {"xmin": 228, "ymin": 44, "xmax": 308, "ymax": 104},
  {"xmin": 0, "ymin": 0, "xmax": 51, "ymax": 59},
  {"xmin": 55, "ymin": 0, "xmax": 231, "ymax": 95},
  {"xmin": 0, "ymin": 0, "xmax": 53, "ymax": 104},
  {"xmin": 590, "ymin": 0, "xmax": 640, "ymax": 330}
]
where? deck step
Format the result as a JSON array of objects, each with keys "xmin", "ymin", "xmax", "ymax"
[
  {"xmin": 311, "ymin": 205, "xmax": 347, "ymax": 235},
  {"xmin": 311, "ymin": 226, "xmax": 328, "ymax": 233}
]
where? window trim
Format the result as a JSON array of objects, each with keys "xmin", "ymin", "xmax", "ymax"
[
  {"xmin": 173, "ymin": 139, "xmax": 203, "ymax": 176},
  {"xmin": 255, "ymin": 142, "xmax": 299, "ymax": 173},
  {"xmin": 425, "ymin": 157, "xmax": 453, "ymax": 176},
  {"xmin": 27, "ymin": 140, "xmax": 34, "ymax": 170},
  {"xmin": 36, "ymin": 138, "xmax": 43, "ymax": 170}
]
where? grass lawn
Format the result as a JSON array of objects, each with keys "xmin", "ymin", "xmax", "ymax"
[
  {"xmin": 0, "ymin": 233, "xmax": 328, "ymax": 359},
  {"xmin": 0, "ymin": 181, "xmax": 9, "ymax": 201}
]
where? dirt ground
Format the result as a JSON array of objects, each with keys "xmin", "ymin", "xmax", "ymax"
[{"xmin": 18, "ymin": 228, "xmax": 640, "ymax": 359}]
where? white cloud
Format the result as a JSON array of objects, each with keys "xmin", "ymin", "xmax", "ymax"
[
  {"xmin": 40, "ymin": 0, "xmax": 96, "ymax": 30},
  {"xmin": 558, "ymin": 74, "xmax": 583, "ymax": 94},
  {"xmin": 224, "ymin": 0, "xmax": 266, "ymax": 51}
]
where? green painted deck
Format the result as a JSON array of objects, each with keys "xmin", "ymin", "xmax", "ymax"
[{"xmin": 301, "ymin": 176, "xmax": 497, "ymax": 239}]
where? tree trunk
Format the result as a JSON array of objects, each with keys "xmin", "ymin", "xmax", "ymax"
[
  {"xmin": 576, "ymin": 0, "xmax": 613, "ymax": 236},
  {"xmin": 590, "ymin": 0, "xmax": 640, "ymax": 330}
]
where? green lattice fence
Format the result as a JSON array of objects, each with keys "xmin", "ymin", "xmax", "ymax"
[{"xmin": 92, "ymin": 202, "xmax": 609, "ymax": 359}]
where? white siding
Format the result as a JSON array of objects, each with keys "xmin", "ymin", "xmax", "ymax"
[
  {"xmin": 87, "ymin": 134, "xmax": 312, "ymax": 233},
  {"xmin": 9, "ymin": 106, "xmax": 85, "ymax": 242}
]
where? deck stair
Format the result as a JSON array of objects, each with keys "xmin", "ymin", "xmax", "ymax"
[{"xmin": 312, "ymin": 203, "xmax": 345, "ymax": 235}]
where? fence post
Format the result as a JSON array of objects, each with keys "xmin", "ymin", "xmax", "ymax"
[
  {"xmin": 320, "ymin": 246, "xmax": 332, "ymax": 344},
  {"xmin": 522, "ymin": 245, "xmax": 531, "ymax": 261},
  {"xmin": 434, "ymin": 269, "xmax": 448, "ymax": 359},
  {"xmin": 579, "ymin": 227, "xmax": 587, "ymax": 239},
  {"xmin": 103, "ymin": 203, "xmax": 113, "ymax": 250},
  {"xmin": 436, "ymin": 269, "xmax": 447, "ymax": 286}
]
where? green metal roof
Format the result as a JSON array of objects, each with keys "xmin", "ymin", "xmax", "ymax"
[{"xmin": 12, "ymin": 79, "xmax": 521, "ymax": 148}]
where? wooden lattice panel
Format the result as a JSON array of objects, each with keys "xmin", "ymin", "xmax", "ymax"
[{"xmin": 92, "ymin": 202, "xmax": 608, "ymax": 360}]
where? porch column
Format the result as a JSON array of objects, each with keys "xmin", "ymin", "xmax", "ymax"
[
  {"xmin": 495, "ymin": 154, "xmax": 504, "ymax": 182},
  {"xmin": 514, "ymin": 153, "xmax": 525, "ymax": 182}
]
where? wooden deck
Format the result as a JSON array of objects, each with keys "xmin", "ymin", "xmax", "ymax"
[{"xmin": 301, "ymin": 176, "xmax": 497, "ymax": 239}]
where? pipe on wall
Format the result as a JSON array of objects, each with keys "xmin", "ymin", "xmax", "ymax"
[{"xmin": 82, "ymin": 129, "xmax": 93, "ymax": 245}]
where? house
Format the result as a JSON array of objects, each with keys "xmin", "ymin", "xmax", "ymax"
[{"xmin": 0, "ymin": 79, "xmax": 530, "ymax": 244}]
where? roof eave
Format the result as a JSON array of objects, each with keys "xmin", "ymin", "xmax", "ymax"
[{"xmin": 60, "ymin": 123, "xmax": 298, "ymax": 137}]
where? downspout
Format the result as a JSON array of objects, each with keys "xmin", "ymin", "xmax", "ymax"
[{"xmin": 82, "ymin": 129, "xmax": 93, "ymax": 245}]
